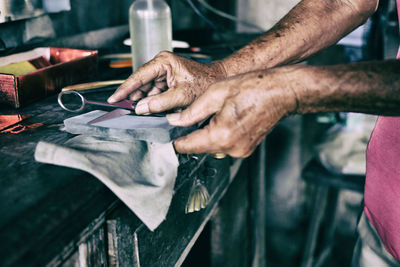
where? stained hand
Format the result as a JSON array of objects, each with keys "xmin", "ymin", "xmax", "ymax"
[
  {"xmin": 167, "ymin": 69, "xmax": 299, "ymax": 158},
  {"xmin": 107, "ymin": 51, "xmax": 227, "ymax": 114}
]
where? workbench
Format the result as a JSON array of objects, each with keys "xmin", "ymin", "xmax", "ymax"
[{"xmin": 0, "ymin": 85, "xmax": 267, "ymax": 266}]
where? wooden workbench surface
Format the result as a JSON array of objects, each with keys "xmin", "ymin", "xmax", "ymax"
[{"xmin": 0, "ymin": 89, "xmax": 255, "ymax": 266}]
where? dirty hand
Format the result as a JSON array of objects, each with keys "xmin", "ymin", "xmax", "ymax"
[
  {"xmin": 107, "ymin": 51, "xmax": 227, "ymax": 114},
  {"xmin": 167, "ymin": 69, "xmax": 299, "ymax": 158}
]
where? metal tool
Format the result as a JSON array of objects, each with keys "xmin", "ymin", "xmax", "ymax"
[
  {"xmin": 58, "ymin": 90, "xmax": 136, "ymax": 125},
  {"xmin": 58, "ymin": 90, "xmax": 137, "ymax": 113},
  {"xmin": 58, "ymin": 90, "xmax": 166, "ymax": 125},
  {"xmin": 185, "ymin": 177, "xmax": 210, "ymax": 214},
  {"xmin": 211, "ymin": 152, "xmax": 227, "ymax": 159},
  {"xmin": 86, "ymin": 109, "xmax": 132, "ymax": 125},
  {"xmin": 61, "ymin": 80, "xmax": 125, "ymax": 91}
]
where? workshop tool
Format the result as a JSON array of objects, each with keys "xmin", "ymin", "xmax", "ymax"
[
  {"xmin": 212, "ymin": 152, "xmax": 227, "ymax": 159},
  {"xmin": 61, "ymin": 80, "xmax": 125, "ymax": 91},
  {"xmin": 58, "ymin": 90, "xmax": 137, "ymax": 113},
  {"xmin": 58, "ymin": 90, "xmax": 167, "ymax": 126},
  {"xmin": 86, "ymin": 109, "xmax": 132, "ymax": 125},
  {"xmin": 185, "ymin": 177, "xmax": 210, "ymax": 213},
  {"xmin": 63, "ymin": 110, "xmax": 190, "ymax": 143},
  {"xmin": 184, "ymin": 155, "xmax": 210, "ymax": 214},
  {"xmin": 58, "ymin": 90, "xmax": 168, "ymax": 126}
]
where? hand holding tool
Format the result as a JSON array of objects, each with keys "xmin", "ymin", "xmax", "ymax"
[
  {"xmin": 58, "ymin": 90, "xmax": 165, "ymax": 125},
  {"xmin": 58, "ymin": 90, "xmax": 137, "ymax": 113}
]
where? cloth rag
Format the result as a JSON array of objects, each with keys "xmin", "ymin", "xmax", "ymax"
[{"xmin": 34, "ymin": 135, "xmax": 178, "ymax": 231}]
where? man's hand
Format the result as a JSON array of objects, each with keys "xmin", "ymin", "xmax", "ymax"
[
  {"xmin": 167, "ymin": 60, "xmax": 400, "ymax": 158},
  {"xmin": 167, "ymin": 69, "xmax": 298, "ymax": 158},
  {"xmin": 108, "ymin": 51, "xmax": 227, "ymax": 114}
]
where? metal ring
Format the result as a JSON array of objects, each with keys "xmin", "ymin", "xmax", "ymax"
[
  {"xmin": 57, "ymin": 90, "xmax": 85, "ymax": 112},
  {"xmin": 211, "ymin": 153, "xmax": 227, "ymax": 159}
]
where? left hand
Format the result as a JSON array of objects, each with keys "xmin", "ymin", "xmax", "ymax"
[
  {"xmin": 107, "ymin": 52, "xmax": 227, "ymax": 114},
  {"xmin": 167, "ymin": 68, "xmax": 299, "ymax": 158}
]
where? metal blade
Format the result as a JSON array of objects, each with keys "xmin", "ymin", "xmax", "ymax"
[{"xmin": 87, "ymin": 109, "xmax": 132, "ymax": 125}]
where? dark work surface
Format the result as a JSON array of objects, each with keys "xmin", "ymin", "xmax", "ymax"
[
  {"xmin": 102, "ymin": 155, "xmax": 232, "ymax": 267},
  {"xmin": 0, "ymin": 81, "xmax": 218, "ymax": 266},
  {"xmin": 0, "ymin": 90, "xmax": 120, "ymax": 266},
  {"xmin": 0, "ymin": 41, "xmax": 242, "ymax": 265}
]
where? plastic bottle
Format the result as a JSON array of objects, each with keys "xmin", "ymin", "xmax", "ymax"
[{"xmin": 129, "ymin": 0, "xmax": 172, "ymax": 71}]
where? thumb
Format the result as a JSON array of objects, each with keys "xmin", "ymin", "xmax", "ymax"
[
  {"xmin": 135, "ymin": 88, "xmax": 188, "ymax": 114},
  {"xmin": 166, "ymin": 88, "xmax": 225, "ymax": 127}
]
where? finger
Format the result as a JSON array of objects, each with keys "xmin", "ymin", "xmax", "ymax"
[
  {"xmin": 173, "ymin": 127, "xmax": 220, "ymax": 155},
  {"xmin": 147, "ymin": 87, "xmax": 162, "ymax": 96},
  {"xmin": 174, "ymin": 117, "xmax": 249, "ymax": 158},
  {"xmin": 108, "ymin": 60, "xmax": 167, "ymax": 103},
  {"xmin": 137, "ymin": 83, "xmax": 153, "ymax": 93},
  {"xmin": 155, "ymin": 74, "xmax": 166, "ymax": 83},
  {"xmin": 166, "ymin": 89, "xmax": 225, "ymax": 127},
  {"xmin": 129, "ymin": 90, "xmax": 143, "ymax": 101},
  {"xmin": 135, "ymin": 89, "xmax": 187, "ymax": 114},
  {"xmin": 154, "ymin": 81, "xmax": 167, "ymax": 90},
  {"xmin": 130, "ymin": 82, "xmax": 160, "ymax": 100}
]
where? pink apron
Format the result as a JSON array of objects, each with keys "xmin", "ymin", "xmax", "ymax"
[{"xmin": 363, "ymin": 1, "xmax": 400, "ymax": 260}]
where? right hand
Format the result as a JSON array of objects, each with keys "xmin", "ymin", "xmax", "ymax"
[
  {"xmin": 107, "ymin": 51, "xmax": 227, "ymax": 115},
  {"xmin": 166, "ymin": 68, "xmax": 298, "ymax": 157}
]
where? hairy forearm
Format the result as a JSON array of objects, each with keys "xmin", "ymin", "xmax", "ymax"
[
  {"xmin": 283, "ymin": 60, "xmax": 400, "ymax": 116},
  {"xmin": 167, "ymin": 60, "xmax": 400, "ymax": 157},
  {"xmin": 219, "ymin": 0, "xmax": 378, "ymax": 77}
]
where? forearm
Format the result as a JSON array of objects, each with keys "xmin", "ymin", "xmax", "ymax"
[
  {"xmin": 284, "ymin": 60, "xmax": 400, "ymax": 116},
  {"xmin": 219, "ymin": 0, "xmax": 378, "ymax": 77}
]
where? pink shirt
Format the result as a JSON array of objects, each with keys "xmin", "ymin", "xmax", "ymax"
[
  {"xmin": 365, "ymin": 117, "xmax": 400, "ymax": 261},
  {"xmin": 364, "ymin": 1, "xmax": 400, "ymax": 261}
]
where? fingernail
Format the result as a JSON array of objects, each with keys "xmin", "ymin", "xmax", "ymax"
[
  {"xmin": 135, "ymin": 102, "xmax": 149, "ymax": 114},
  {"xmin": 172, "ymin": 138, "xmax": 184, "ymax": 152},
  {"xmin": 107, "ymin": 96, "xmax": 116, "ymax": 103},
  {"xmin": 167, "ymin": 113, "xmax": 181, "ymax": 124}
]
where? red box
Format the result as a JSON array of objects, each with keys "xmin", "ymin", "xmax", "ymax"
[{"xmin": 0, "ymin": 47, "xmax": 98, "ymax": 108}]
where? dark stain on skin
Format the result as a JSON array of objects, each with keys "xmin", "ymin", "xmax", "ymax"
[
  {"xmin": 275, "ymin": 32, "xmax": 281, "ymax": 37},
  {"xmin": 258, "ymin": 74, "xmax": 263, "ymax": 79}
]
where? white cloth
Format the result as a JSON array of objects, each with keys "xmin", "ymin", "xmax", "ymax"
[{"xmin": 34, "ymin": 135, "xmax": 178, "ymax": 231}]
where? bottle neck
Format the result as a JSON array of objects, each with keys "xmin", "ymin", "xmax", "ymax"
[{"xmin": 146, "ymin": 0, "xmax": 154, "ymax": 10}]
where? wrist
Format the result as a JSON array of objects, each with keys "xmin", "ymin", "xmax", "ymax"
[
  {"xmin": 281, "ymin": 64, "xmax": 343, "ymax": 115},
  {"xmin": 216, "ymin": 55, "xmax": 249, "ymax": 77},
  {"xmin": 266, "ymin": 66, "xmax": 303, "ymax": 116},
  {"xmin": 278, "ymin": 65, "xmax": 334, "ymax": 115},
  {"xmin": 210, "ymin": 60, "xmax": 228, "ymax": 81}
]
